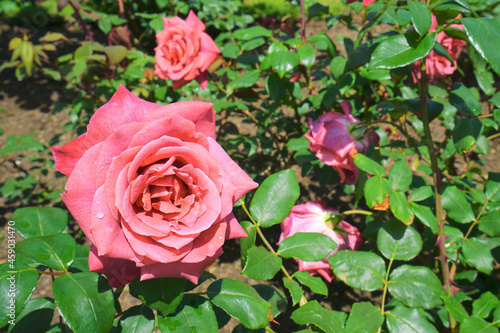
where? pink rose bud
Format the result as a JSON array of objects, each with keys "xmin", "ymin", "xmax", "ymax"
[
  {"xmin": 413, "ymin": 15, "xmax": 467, "ymax": 84},
  {"xmin": 51, "ymin": 85, "xmax": 257, "ymax": 287},
  {"xmin": 305, "ymin": 101, "xmax": 378, "ymax": 184},
  {"xmin": 154, "ymin": 10, "xmax": 221, "ymax": 90},
  {"xmin": 278, "ymin": 201, "xmax": 363, "ymax": 282}
]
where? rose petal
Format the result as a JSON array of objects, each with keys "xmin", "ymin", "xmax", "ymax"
[
  {"xmin": 89, "ymin": 246, "xmax": 141, "ymax": 288},
  {"xmin": 51, "ymin": 133, "xmax": 87, "ymax": 176}
]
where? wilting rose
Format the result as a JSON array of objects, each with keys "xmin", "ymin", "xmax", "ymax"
[
  {"xmin": 154, "ymin": 10, "xmax": 220, "ymax": 90},
  {"xmin": 51, "ymin": 85, "xmax": 257, "ymax": 287},
  {"xmin": 305, "ymin": 101, "xmax": 378, "ymax": 184},
  {"xmin": 108, "ymin": 25, "xmax": 132, "ymax": 49},
  {"xmin": 346, "ymin": 0, "xmax": 376, "ymax": 6},
  {"xmin": 413, "ymin": 15, "xmax": 467, "ymax": 84},
  {"xmin": 278, "ymin": 201, "xmax": 363, "ymax": 282}
]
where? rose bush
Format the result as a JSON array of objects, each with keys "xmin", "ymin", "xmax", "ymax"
[
  {"xmin": 306, "ymin": 101, "xmax": 378, "ymax": 184},
  {"xmin": 51, "ymin": 85, "xmax": 257, "ymax": 287},
  {"xmin": 154, "ymin": 10, "xmax": 221, "ymax": 90},
  {"xmin": 278, "ymin": 201, "xmax": 363, "ymax": 282}
]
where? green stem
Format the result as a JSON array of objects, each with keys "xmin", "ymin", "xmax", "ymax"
[
  {"xmin": 342, "ymin": 209, "xmax": 373, "ymax": 216},
  {"xmin": 487, "ymin": 132, "xmax": 500, "ymax": 141},
  {"xmin": 240, "ymin": 201, "xmax": 308, "ymax": 305},
  {"xmin": 419, "ymin": 60, "xmax": 457, "ymax": 331}
]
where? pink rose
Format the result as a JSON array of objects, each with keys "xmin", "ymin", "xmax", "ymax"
[
  {"xmin": 413, "ymin": 15, "xmax": 467, "ymax": 84},
  {"xmin": 305, "ymin": 101, "xmax": 378, "ymax": 184},
  {"xmin": 154, "ymin": 10, "xmax": 220, "ymax": 90},
  {"xmin": 278, "ymin": 201, "xmax": 363, "ymax": 282},
  {"xmin": 51, "ymin": 85, "xmax": 257, "ymax": 287},
  {"xmin": 346, "ymin": 0, "xmax": 376, "ymax": 7}
]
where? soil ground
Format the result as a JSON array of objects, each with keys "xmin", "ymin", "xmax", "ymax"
[{"xmin": 1, "ymin": 12, "xmax": 500, "ymax": 333}]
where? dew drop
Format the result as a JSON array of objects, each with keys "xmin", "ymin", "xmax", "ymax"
[
  {"xmin": 97, "ymin": 212, "xmax": 105, "ymax": 219},
  {"xmin": 105, "ymin": 160, "xmax": 110, "ymax": 164},
  {"xmin": 101, "ymin": 166, "xmax": 105, "ymax": 170},
  {"xmin": 96, "ymin": 201, "xmax": 100, "ymax": 205}
]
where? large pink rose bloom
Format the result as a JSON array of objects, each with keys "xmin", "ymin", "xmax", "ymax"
[
  {"xmin": 51, "ymin": 85, "xmax": 257, "ymax": 287},
  {"xmin": 413, "ymin": 15, "xmax": 467, "ymax": 84},
  {"xmin": 305, "ymin": 101, "xmax": 378, "ymax": 184},
  {"xmin": 154, "ymin": 10, "xmax": 220, "ymax": 90},
  {"xmin": 278, "ymin": 201, "xmax": 363, "ymax": 282}
]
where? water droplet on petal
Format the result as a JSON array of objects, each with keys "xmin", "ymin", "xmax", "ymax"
[
  {"xmin": 96, "ymin": 201, "xmax": 100, "ymax": 205},
  {"xmin": 101, "ymin": 166, "xmax": 104, "ymax": 170},
  {"xmin": 105, "ymin": 160, "xmax": 110, "ymax": 164},
  {"xmin": 97, "ymin": 212, "xmax": 104, "ymax": 219}
]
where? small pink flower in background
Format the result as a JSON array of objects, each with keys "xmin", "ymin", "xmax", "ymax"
[
  {"xmin": 305, "ymin": 101, "xmax": 378, "ymax": 184},
  {"xmin": 346, "ymin": 0, "xmax": 376, "ymax": 7},
  {"xmin": 51, "ymin": 85, "xmax": 257, "ymax": 287},
  {"xmin": 279, "ymin": 201, "xmax": 363, "ymax": 282},
  {"xmin": 413, "ymin": 15, "xmax": 467, "ymax": 84},
  {"xmin": 155, "ymin": 10, "xmax": 220, "ymax": 90}
]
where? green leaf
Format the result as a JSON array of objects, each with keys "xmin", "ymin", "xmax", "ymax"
[
  {"xmin": 293, "ymin": 271, "xmax": 328, "ymax": 296},
  {"xmin": 52, "ymin": 273, "xmax": 115, "ymax": 333},
  {"xmin": 249, "ymin": 169, "xmax": 300, "ymax": 228},
  {"xmin": 103, "ymin": 45, "xmax": 127, "ymax": 65},
  {"xmin": 228, "ymin": 70, "xmax": 260, "ymax": 93},
  {"xmin": 462, "ymin": 18, "xmax": 500, "ymax": 76},
  {"xmin": 12, "ymin": 207, "xmax": 68, "ymax": 239},
  {"xmin": 473, "ymin": 292, "xmax": 500, "ymax": 318},
  {"xmin": 377, "ymin": 220, "xmax": 422, "ymax": 260},
  {"xmin": 207, "ymin": 278, "xmax": 271, "ymax": 329},
  {"xmin": 8, "ymin": 298, "xmax": 54, "ymax": 333},
  {"xmin": 98, "ymin": 19, "xmax": 112, "ymax": 34},
  {"xmin": 485, "ymin": 172, "xmax": 500, "ymax": 202},
  {"xmin": 410, "ymin": 202, "xmax": 438, "ymax": 233},
  {"xmin": 129, "ymin": 278, "xmax": 185, "ymax": 316},
  {"xmin": 0, "ymin": 133, "xmax": 45, "ymax": 156},
  {"xmin": 449, "ymin": 83, "xmax": 482, "ymax": 117},
  {"xmin": 307, "ymin": 32, "xmax": 336, "ymax": 57},
  {"xmin": 386, "ymin": 306, "xmax": 439, "ymax": 333},
  {"xmin": 479, "ymin": 211, "xmax": 500, "ymax": 236},
  {"xmin": 298, "ymin": 44, "xmax": 315, "ymax": 68},
  {"xmin": 253, "ymin": 285, "xmax": 287, "ymax": 318},
  {"xmin": 462, "ymin": 238, "xmax": 494, "ymax": 274},
  {"xmin": 364, "ymin": 176, "xmax": 391, "ymax": 209},
  {"xmin": 291, "ymin": 300, "xmax": 345, "ymax": 333},
  {"xmin": 69, "ymin": 245, "xmax": 90, "ymax": 273},
  {"xmin": 118, "ymin": 305, "xmax": 154, "ymax": 333},
  {"xmin": 459, "ymin": 316, "xmax": 499, "ymax": 333},
  {"xmin": 453, "ymin": 118, "xmax": 483, "ymax": 155},
  {"xmin": 283, "ymin": 277, "xmax": 304, "ymax": 306},
  {"xmin": 20, "ymin": 41, "xmax": 34, "ymax": 76},
  {"xmin": 344, "ymin": 302, "xmax": 384, "ymax": 333},
  {"xmin": 389, "ymin": 265, "xmax": 447, "ymax": 309},
  {"xmin": 411, "ymin": 185, "xmax": 433, "ymax": 202},
  {"xmin": 233, "ymin": 26, "xmax": 272, "ymax": 40},
  {"xmin": 266, "ymin": 72, "xmax": 287, "ymax": 103},
  {"xmin": 240, "ymin": 221, "xmax": 257, "ymax": 267},
  {"xmin": 442, "ymin": 295, "xmax": 468, "ymax": 324},
  {"xmin": 271, "ymin": 51, "xmax": 300, "ymax": 77},
  {"xmin": 442, "ymin": 186, "xmax": 475, "ymax": 223},
  {"xmin": 329, "ymin": 251, "xmax": 385, "ymax": 291},
  {"xmin": 390, "ymin": 191, "xmax": 415, "ymax": 225},
  {"xmin": 354, "ymin": 154, "xmax": 385, "ymax": 176},
  {"xmin": 277, "ymin": 232, "xmax": 337, "ymax": 261},
  {"xmin": 368, "ymin": 32, "xmax": 437, "ymax": 69},
  {"xmin": 242, "ymin": 246, "xmax": 282, "ymax": 281},
  {"xmin": 0, "ymin": 263, "xmax": 39, "ymax": 327},
  {"xmin": 389, "ymin": 160, "xmax": 413, "ymax": 191},
  {"xmin": 16, "ymin": 234, "xmax": 76, "ymax": 271},
  {"xmin": 408, "ymin": 0, "xmax": 432, "ymax": 37},
  {"xmin": 330, "ymin": 56, "xmax": 347, "ymax": 79},
  {"xmin": 159, "ymin": 296, "xmax": 218, "ymax": 333}
]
